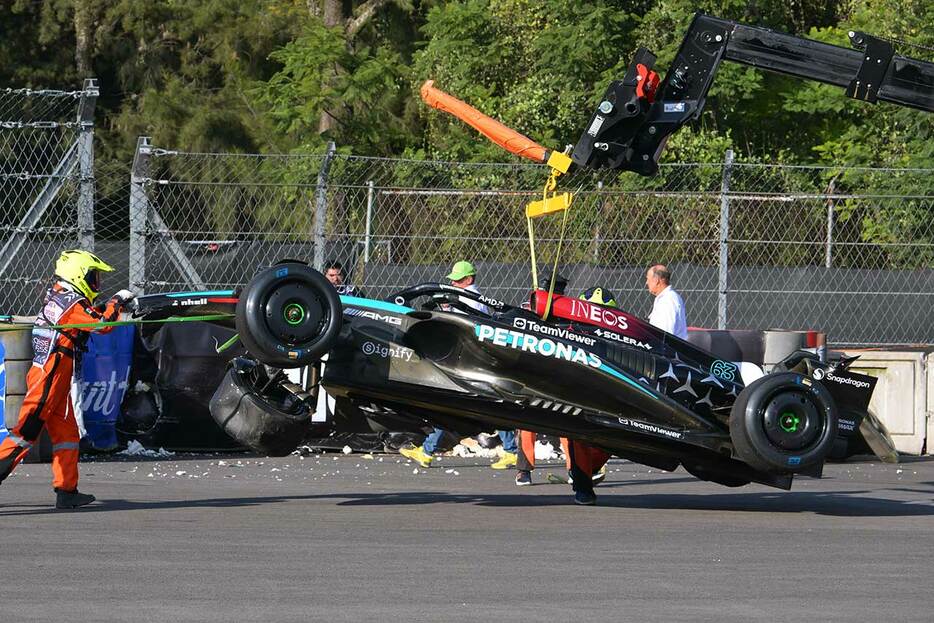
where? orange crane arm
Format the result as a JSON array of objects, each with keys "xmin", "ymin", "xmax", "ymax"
[{"xmin": 420, "ymin": 80, "xmax": 549, "ymax": 164}]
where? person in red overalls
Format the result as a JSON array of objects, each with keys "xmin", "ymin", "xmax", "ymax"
[
  {"xmin": 515, "ymin": 433, "xmax": 608, "ymax": 500},
  {"xmin": 515, "ymin": 285, "xmax": 617, "ymax": 504},
  {"xmin": 0, "ymin": 250, "xmax": 134, "ymax": 509}
]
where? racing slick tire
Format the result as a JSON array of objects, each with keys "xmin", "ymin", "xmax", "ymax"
[
  {"xmin": 730, "ymin": 372, "xmax": 838, "ymax": 473},
  {"xmin": 209, "ymin": 357, "xmax": 317, "ymax": 456},
  {"xmin": 235, "ymin": 262, "xmax": 342, "ymax": 368}
]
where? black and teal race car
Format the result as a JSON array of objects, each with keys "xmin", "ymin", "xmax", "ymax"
[{"xmin": 133, "ymin": 262, "xmax": 879, "ymax": 489}]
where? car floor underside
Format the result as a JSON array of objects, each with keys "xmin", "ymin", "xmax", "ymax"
[{"xmin": 325, "ymin": 378, "xmax": 795, "ymax": 490}]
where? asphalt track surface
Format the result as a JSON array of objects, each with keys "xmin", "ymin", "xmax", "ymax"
[{"xmin": 1, "ymin": 452, "xmax": 932, "ymax": 622}]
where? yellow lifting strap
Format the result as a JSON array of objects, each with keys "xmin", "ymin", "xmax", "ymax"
[{"xmin": 525, "ymin": 151, "xmax": 574, "ymax": 321}]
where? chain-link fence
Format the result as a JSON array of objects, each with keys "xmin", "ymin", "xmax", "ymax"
[
  {"xmin": 4, "ymin": 81, "xmax": 932, "ymax": 345},
  {"xmin": 0, "ymin": 80, "xmax": 132, "ymax": 314},
  {"xmin": 128, "ymin": 138, "xmax": 330, "ymax": 294},
  {"xmin": 723, "ymin": 162, "xmax": 934, "ymax": 345},
  {"xmin": 127, "ymin": 141, "xmax": 934, "ymax": 346}
]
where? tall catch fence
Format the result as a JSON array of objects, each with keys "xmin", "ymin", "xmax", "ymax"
[
  {"xmin": 0, "ymin": 81, "xmax": 131, "ymax": 314},
  {"xmin": 129, "ymin": 142, "xmax": 933, "ymax": 346},
  {"xmin": 2, "ymin": 83, "xmax": 932, "ymax": 346}
]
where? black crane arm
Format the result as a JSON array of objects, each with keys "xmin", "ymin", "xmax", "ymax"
[{"xmin": 572, "ymin": 13, "xmax": 934, "ymax": 176}]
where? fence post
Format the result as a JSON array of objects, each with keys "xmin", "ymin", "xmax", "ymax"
[
  {"xmin": 76, "ymin": 78, "xmax": 98, "ymax": 252},
  {"xmin": 825, "ymin": 177, "xmax": 835, "ymax": 268},
  {"xmin": 364, "ymin": 180, "xmax": 375, "ymax": 264},
  {"xmin": 592, "ymin": 180, "xmax": 604, "ymax": 261},
  {"xmin": 129, "ymin": 136, "xmax": 151, "ymax": 295},
  {"xmin": 718, "ymin": 149, "xmax": 734, "ymax": 330},
  {"xmin": 313, "ymin": 141, "xmax": 337, "ymax": 272}
]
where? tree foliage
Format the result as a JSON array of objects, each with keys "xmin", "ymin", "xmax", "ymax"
[
  {"xmin": 3, "ymin": 0, "xmax": 929, "ymax": 165},
  {"xmin": 2, "ymin": 0, "xmax": 931, "ymax": 261}
]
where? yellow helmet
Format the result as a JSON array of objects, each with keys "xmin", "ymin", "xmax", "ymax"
[
  {"xmin": 54, "ymin": 249, "xmax": 114, "ymax": 302},
  {"xmin": 580, "ymin": 286, "xmax": 618, "ymax": 308}
]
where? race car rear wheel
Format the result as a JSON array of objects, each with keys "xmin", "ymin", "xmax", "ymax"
[
  {"xmin": 235, "ymin": 262, "xmax": 342, "ymax": 368},
  {"xmin": 730, "ymin": 372, "xmax": 838, "ymax": 473}
]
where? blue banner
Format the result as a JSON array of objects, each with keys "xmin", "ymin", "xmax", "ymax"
[{"xmin": 77, "ymin": 326, "xmax": 135, "ymax": 451}]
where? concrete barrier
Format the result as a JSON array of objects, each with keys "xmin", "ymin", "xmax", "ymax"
[
  {"xmin": 841, "ymin": 348, "xmax": 932, "ymax": 455},
  {"xmin": 687, "ymin": 328, "xmax": 821, "ymax": 370}
]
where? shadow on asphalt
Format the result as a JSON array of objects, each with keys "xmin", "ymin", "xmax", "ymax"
[{"xmin": 2, "ymin": 487, "xmax": 932, "ymax": 517}]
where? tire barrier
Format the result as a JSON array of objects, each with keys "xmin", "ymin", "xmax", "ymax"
[
  {"xmin": 1, "ymin": 324, "xmax": 31, "ymax": 432},
  {"xmin": 0, "ymin": 319, "xmax": 53, "ymax": 462}
]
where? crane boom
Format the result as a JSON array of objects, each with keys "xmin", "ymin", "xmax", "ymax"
[{"xmin": 573, "ymin": 13, "xmax": 934, "ymax": 175}]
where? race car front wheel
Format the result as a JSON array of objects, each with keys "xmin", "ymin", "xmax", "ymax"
[
  {"xmin": 236, "ymin": 262, "xmax": 342, "ymax": 368},
  {"xmin": 730, "ymin": 372, "xmax": 838, "ymax": 473},
  {"xmin": 210, "ymin": 357, "xmax": 318, "ymax": 456}
]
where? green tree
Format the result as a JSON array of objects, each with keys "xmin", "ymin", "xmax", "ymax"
[
  {"xmin": 413, "ymin": 0, "xmax": 641, "ymax": 162},
  {"xmin": 259, "ymin": 19, "xmax": 412, "ymax": 154},
  {"xmin": 257, "ymin": 0, "xmax": 423, "ymax": 154},
  {"xmin": 96, "ymin": 0, "xmax": 309, "ymax": 159}
]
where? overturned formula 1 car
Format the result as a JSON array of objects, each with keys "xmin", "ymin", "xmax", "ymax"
[
  {"xmin": 128, "ymin": 11, "xmax": 929, "ymax": 489},
  {"xmin": 132, "ymin": 262, "xmax": 879, "ymax": 491}
]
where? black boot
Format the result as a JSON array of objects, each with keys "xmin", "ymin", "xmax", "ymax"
[
  {"xmin": 55, "ymin": 489, "xmax": 96, "ymax": 509},
  {"xmin": 570, "ymin": 465, "xmax": 597, "ymax": 505},
  {"xmin": 574, "ymin": 489, "xmax": 597, "ymax": 505}
]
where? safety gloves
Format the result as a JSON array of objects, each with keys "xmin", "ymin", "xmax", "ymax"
[{"xmin": 112, "ymin": 289, "xmax": 137, "ymax": 306}]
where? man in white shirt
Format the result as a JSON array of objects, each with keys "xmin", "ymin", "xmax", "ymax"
[{"xmin": 646, "ymin": 264, "xmax": 688, "ymax": 339}]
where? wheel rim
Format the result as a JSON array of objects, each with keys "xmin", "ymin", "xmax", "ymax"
[
  {"xmin": 762, "ymin": 390, "xmax": 821, "ymax": 451},
  {"xmin": 262, "ymin": 281, "xmax": 326, "ymax": 345}
]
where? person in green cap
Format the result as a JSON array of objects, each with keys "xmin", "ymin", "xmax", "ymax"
[
  {"xmin": 400, "ymin": 260, "xmax": 500, "ymax": 467},
  {"xmin": 444, "ymin": 260, "xmax": 490, "ymax": 315},
  {"xmin": 445, "ymin": 261, "xmax": 519, "ymax": 468}
]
